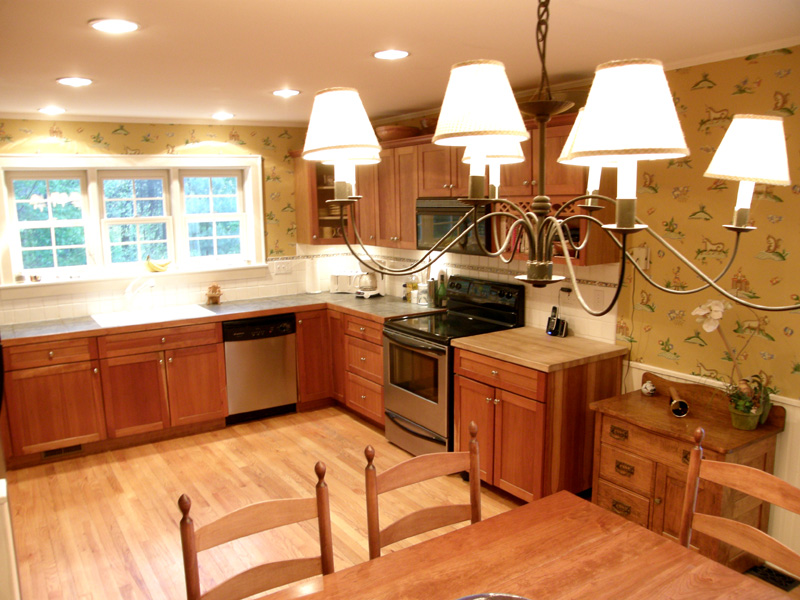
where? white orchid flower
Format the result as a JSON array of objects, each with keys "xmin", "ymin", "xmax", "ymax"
[{"xmin": 691, "ymin": 299, "xmax": 732, "ymax": 333}]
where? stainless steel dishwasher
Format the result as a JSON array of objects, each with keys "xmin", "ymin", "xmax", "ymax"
[{"xmin": 223, "ymin": 314, "xmax": 297, "ymax": 423}]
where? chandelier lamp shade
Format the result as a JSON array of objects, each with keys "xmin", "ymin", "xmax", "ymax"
[
  {"xmin": 301, "ymin": 0, "xmax": 794, "ymax": 316},
  {"xmin": 704, "ymin": 114, "xmax": 791, "ymax": 227}
]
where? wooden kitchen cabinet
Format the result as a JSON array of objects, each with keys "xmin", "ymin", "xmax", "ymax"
[
  {"xmin": 354, "ymin": 162, "xmax": 379, "ymax": 245},
  {"xmin": 327, "ymin": 310, "xmax": 346, "ymax": 403},
  {"xmin": 376, "ymin": 146, "xmax": 417, "ymax": 249},
  {"xmin": 3, "ymin": 337, "xmax": 106, "ymax": 456},
  {"xmin": 296, "ymin": 309, "xmax": 333, "ymax": 408},
  {"xmin": 293, "ymin": 154, "xmax": 351, "ymax": 244},
  {"xmin": 342, "ymin": 314, "xmax": 385, "ymax": 425},
  {"xmin": 590, "ymin": 372, "xmax": 785, "ymax": 572},
  {"xmin": 452, "ymin": 329, "xmax": 626, "ymax": 503},
  {"xmin": 417, "ymin": 143, "xmax": 470, "ymax": 198},
  {"xmin": 98, "ymin": 322, "xmax": 226, "ymax": 437}
]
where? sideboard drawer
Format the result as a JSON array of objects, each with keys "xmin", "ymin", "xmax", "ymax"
[
  {"xmin": 98, "ymin": 323, "xmax": 221, "ymax": 358},
  {"xmin": 595, "ymin": 479, "xmax": 650, "ymax": 528},
  {"xmin": 345, "ymin": 335, "xmax": 383, "ymax": 384},
  {"xmin": 600, "ymin": 416, "xmax": 693, "ymax": 471},
  {"xmin": 343, "ymin": 314, "xmax": 383, "ymax": 345},
  {"xmin": 598, "ymin": 443, "xmax": 654, "ymax": 496}
]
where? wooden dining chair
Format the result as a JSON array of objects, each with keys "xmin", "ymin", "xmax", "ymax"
[
  {"xmin": 178, "ymin": 461, "xmax": 334, "ymax": 600},
  {"xmin": 679, "ymin": 427, "xmax": 800, "ymax": 577},
  {"xmin": 364, "ymin": 421, "xmax": 481, "ymax": 559}
]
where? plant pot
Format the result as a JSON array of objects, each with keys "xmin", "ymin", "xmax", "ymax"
[
  {"xmin": 759, "ymin": 396, "xmax": 772, "ymax": 425},
  {"xmin": 729, "ymin": 404, "xmax": 762, "ymax": 430}
]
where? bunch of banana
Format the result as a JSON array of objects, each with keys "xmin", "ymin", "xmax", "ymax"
[{"xmin": 145, "ymin": 255, "xmax": 171, "ymax": 272}]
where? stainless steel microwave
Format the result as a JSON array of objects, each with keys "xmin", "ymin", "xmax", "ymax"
[{"xmin": 415, "ymin": 198, "xmax": 491, "ymax": 255}]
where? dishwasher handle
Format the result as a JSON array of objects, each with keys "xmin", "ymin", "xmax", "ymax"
[{"xmin": 222, "ymin": 314, "xmax": 296, "ymax": 341}]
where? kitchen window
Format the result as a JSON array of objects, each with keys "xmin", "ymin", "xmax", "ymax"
[{"xmin": 0, "ymin": 155, "xmax": 265, "ymax": 285}]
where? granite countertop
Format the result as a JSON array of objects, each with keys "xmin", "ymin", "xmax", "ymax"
[
  {"xmin": 452, "ymin": 326, "xmax": 627, "ymax": 372},
  {"xmin": 0, "ymin": 293, "xmax": 441, "ymax": 345}
]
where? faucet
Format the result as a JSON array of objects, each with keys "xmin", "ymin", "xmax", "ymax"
[{"xmin": 124, "ymin": 276, "xmax": 156, "ymax": 310}]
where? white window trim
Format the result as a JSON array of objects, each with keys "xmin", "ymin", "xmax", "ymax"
[{"xmin": 0, "ymin": 154, "xmax": 264, "ymax": 286}]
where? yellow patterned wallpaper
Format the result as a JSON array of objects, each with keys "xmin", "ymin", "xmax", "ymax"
[
  {"xmin": 618, "ymin": 46, "xmax": 800, "ymax": 397},
  {"xmin": 0, "ymin": 120, "xmax": 305, "ymax": 257}
]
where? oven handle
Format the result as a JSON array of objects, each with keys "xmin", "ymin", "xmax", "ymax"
[
  {"xmin": 383, "ymin": 329, "xmax": 447, "ymax": 355},
  {"xmin": 385, "ymin": 410, "xmax": 447, "ymax": 447}
]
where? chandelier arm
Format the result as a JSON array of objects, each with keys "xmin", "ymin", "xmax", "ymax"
[
  {"xmin": 634, "ymin": 226, "xmax": 798, "ymax": 311},
  {"xmin": 339, "ymin": 204, "xmax": 473, "ymax": 275},
  {"xmin": 551, "ymin": 193, "xmax": 616, "ymax": 220},
  {"xmin": 474, "ymin": 212, "xmax": 529, "ymax": 258},
  {"xmin": 542, "ymin": 215, "xmax": 593, "ymax": 254},
  {"xmin": 553, "ymin": 224, "xmax": 630, "ymax": 317}
]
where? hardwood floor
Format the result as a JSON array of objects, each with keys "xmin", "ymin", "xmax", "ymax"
[{"xmin": 7, "ymin": 407, "xmax": 523, "ymax": 600}]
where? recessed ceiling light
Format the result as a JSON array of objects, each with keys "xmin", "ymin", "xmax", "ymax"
[
  {"xmin": 373, "ymin": 49, "xmax": 409, "ymax": 61},
  {"xmin": 39, "ymin": 106, "xmax": 66, "ymax": 115},
  {"xmin": 273, "ymin": 89, "xmax": 300, "ymax": 98},
  {"xmin": 212, "ymin": 111, "xmax": 234, "ymax": 121},
  {"xmin": 89, "ymin": 19, "xmax": 139, "ymax": 34},
  {"xmin": 57, "ymin": 77, "xmax": 93, "ymax": 88}
]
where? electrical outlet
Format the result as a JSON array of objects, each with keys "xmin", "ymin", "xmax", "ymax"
[
  {"xmin": 629, "ymin": 246, "xmax": 650, "ymax": 271},
  {"xmin": 270, "ymin": 261, "xmax": 293, "ymax": 274}
]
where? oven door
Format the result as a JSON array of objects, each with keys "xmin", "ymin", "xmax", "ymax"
[{"xmin": 383, "ymin": 328, "xmax": 450, "ymax": 455}]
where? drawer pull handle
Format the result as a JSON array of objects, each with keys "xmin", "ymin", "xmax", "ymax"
[
  {"xmin": 682, "ymin": 450, "xmax": 690, "ymax": 465},
  {"xmin": 49, "ymin": 351, "xmax": 55, "ymax": 359},
  {"xmin": 359, "ymin": 327, "xmax": 366, "ymax": 332},
  {"xmin": 615, "ymin": 461, "xmax": 635, "ymax": 477},
  {"xmin": 611, "ymin": 500, "xmax": 632, "ymax": 516},
  {"xmin": 491, "ymin": 370, "xmax": 499, "ymax": 376},
  {"xmin": 161, "ymin": 337, "xmax": 166, "ymax": 343},
  {"xmin": 610, "ymin": 425, "xmax": 629, "ymax": 441}
]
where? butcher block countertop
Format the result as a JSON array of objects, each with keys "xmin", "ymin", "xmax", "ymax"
[
  {"xmin": 452, "ymin": 327, "xmax": 627, "ymax": 372},
  {"xmin": 0, "ymin": 293, "xmax": 439, "ymax": 346}
]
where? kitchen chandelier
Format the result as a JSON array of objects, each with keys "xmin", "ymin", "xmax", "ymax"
[{"xmin": 302, "ymin": 0, "xmax": 793, "ymax": 316}]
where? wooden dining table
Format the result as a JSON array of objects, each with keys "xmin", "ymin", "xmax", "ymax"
[{"xmin": 266, "ymin": 490, "xmax": 783, "ymax": 599}]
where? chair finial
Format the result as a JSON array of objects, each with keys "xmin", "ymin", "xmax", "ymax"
[
  {"xmin": 693, "ymin": 427, "xmax": 705, "ymax": 445},
  {"xmin": 315, "ymin": 461, "xmax": 327, "ymax": 483},
  {"xmin": 178, "ymin": 493, "xmax": 192, "ymax": 518},
  {"xmin": 365, "ymin": 445, "xmax": 375, "ymax": 467},
  {"xmin": 469, "ymin": 421, "xmax": 478, "ymax": 439}
]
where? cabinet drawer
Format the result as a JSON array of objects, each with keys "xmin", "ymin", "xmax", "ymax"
[
  {"xmin": 98, "ymin": 323, "xmax": 221, "ymax": 358},
  {"xmin": 344, "ymin": 336, "xmax": 383, "ymax": 384},
  {"xmin": 4, "ymin": 337, "xmax": 97, "ymax": 370},
  {"xmin": 599, "ymin": 443, "xmax": 654, "ymax": 496},
  {"xmin": 600, "ymin": 416, "xmax": 694, "ymax": 471},
  {"xmin": 343, "ymin": 314, "xmax": 383, "ymax": 345},
  {"xmin": 595, "ymin": 479, "xmax": 650, "ymax": 528},
  {"xmin": 345, "ymin": 371, "xmax": 384, "ymax": 425},
  {"xmin": 454, "ymin": 349, "xmax": 545, "ymax": 400}
]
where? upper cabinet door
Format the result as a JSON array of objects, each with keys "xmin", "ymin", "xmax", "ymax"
[{"xmin": 417, "ymin": 143, "xmax": 452, "ymax": 197}]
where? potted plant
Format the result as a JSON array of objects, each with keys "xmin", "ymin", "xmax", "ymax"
[{"xmin": 691, "ymin": 300, "xmax": 775, "ymax": 430}]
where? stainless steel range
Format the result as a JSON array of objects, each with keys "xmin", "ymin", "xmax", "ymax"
[{"xmin": 382, "ymin": 275, "xmax": 525, "ymax": 456}]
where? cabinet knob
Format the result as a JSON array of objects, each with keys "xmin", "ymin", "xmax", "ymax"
[
  {"xmin": 168, "ymin": 357, "xmax": 173, "ymax": 364},
  {"xmin": 312, "ymin": 234, "xmax": 318, "ymax": 240},
  {"xmin": 359, "ymin": 326, "xmax": 366, "ymax": 332},
  {"xmin": 161, "ymin": 337, "xmax": 166, "ymax": 344},
  {"xmin": 494, "ymin": 398, "xmax": 500, "ymax": 405},
  {"xmin": 93, "ymin": 367, "xmax": 99, "ymax": 374},
  {"xmin": 298, "ymin": 319, "xmax": 303, "ymax": 324},
  {"xmin": 48, "ymin": 351, "xmax": 54, "ymax": 359},
  {"xmin": 442, "ymin": 184, "xmax": 449, "ymax": 189},
  {"xmin": 491, "ymin": 370, "xmax": 499, "ymax": 376},
  {"xmin": 654, "ymin": 497, "xmax": 663, "ymax": 505},
  {"xmin": 369, "ymin": 235, "xmax": 375, "ymax": 240},
  {"xmin": 360, "ymin": 356, "xmax": 366, "ymax": 362},
  {"xmin": 361, "ymin": 394, "xmax": 367, "ymax": 400},
  {"xmin": 159, "ymin": 359, "xmax": 164, "ymax": 365},
  {"xmin": 523, "ymin": 180, "xmax": 529, "ymax": 186},
  {"xmin": 449, "ymin": 184, "xmax": 454, "ymax": 189},
  {"xmin": 485, "ymin": 397, "xmax": 492, "ymax": 404}
]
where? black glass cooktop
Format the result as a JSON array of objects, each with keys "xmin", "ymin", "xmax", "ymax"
[{"xmin": 384, "ymin": 311, "xmax": 514, "ymax": 344}]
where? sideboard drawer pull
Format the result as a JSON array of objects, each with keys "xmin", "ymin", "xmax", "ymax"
[
  {"xmin": 611, "ymin": 500, "xmax": 632, "ymax": 516},
  {"xmin": 610, "ymin": 425, "xmax": 629, "ymax": 441},
  {"xmin": 615, "ymin": 461, "xmax": 635, "ymax": 477},
  {"xmin": 682, "ymin": 450, "xmax": 691, "ymax": 465}
]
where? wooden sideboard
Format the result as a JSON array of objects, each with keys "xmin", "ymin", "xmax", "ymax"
[{"xmin": 590, "ymin": 371, "xmax": 785, "ymax": 571}]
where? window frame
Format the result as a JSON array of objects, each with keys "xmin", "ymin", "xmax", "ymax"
[{"xmin": 0, "ymin": 154, "xmax": 265, "ymax": 285}]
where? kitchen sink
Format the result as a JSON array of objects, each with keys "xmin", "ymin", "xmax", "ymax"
[{"xmin": 91, "ymin": 304, "xmax": 215, "ymax": 328}]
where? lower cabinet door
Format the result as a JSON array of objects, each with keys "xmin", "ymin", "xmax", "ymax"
[
  {"xmin": 100, "ymin": 352, "xmax": 170, "ymax": 438},
  {"xmin": 454, "ymin": 374, "xmax": 496, "ymax": 483},
  {"xmin": 166, "ymin": 344, "xmax": 227, "ymax": 427},
  {"xmin": 493, "ymin": 388, "xmax": 545, "ymax": 502},
  {"xmin": 345, "ymin": 371, "xmax": 384, "ymax": 425},
  {"xmin": 5, "ymin": 360, "xmax": 106, "ymax": 455}
]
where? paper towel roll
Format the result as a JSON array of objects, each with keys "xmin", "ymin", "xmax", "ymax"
[{"xmin": 306, "ymin": 258, "xmax": 321, "ymax": 293}]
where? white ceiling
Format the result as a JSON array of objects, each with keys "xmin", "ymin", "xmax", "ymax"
[{"xmin": 2, "ymin": 0, "xmax": 799, "ymax": 127}]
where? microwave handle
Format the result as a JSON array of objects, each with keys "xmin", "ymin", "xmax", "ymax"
[{"xmin": 383, "ymin": 329, "xmax": 447, "ymax": 355}]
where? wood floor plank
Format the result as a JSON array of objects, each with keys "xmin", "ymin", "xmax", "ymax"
[{"xmin": 8, "ymin": 407, "xmax": 522, "ymax": 600}]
